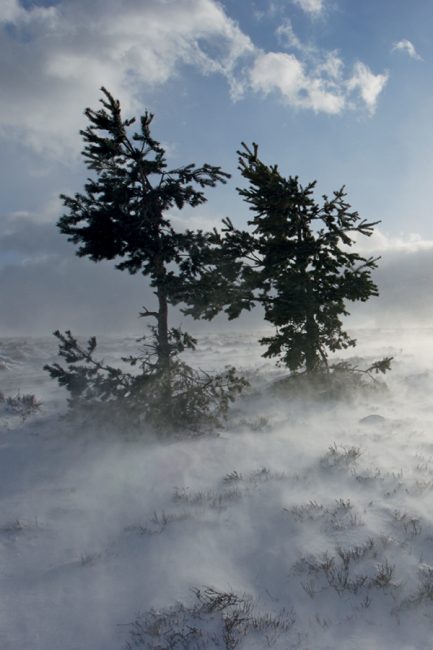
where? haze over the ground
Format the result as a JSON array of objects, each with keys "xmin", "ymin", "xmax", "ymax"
[{"xmin": 2, "ymin": 329, "xmax": 433, "ymax": 649}]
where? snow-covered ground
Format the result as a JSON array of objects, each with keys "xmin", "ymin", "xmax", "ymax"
[{"xmin": 2, "ymin": 329, "xmax": 433, "ymax": 649}]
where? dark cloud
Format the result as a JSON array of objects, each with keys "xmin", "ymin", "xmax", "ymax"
[
  {"xmin": 0, "ymin": 217, "xmax": 153, "ymax": 334},
  {"xmin": 1, "ymin": 216, "xmax": 433, "ymax": 335},
  {"xmin": 341, "ymin": 247, "xmax": 433, "ymax": 327},
  {"xmin": 0, "ymin": 255, "xmax": 153, "ymax": 335},
  {"xmin": 0, "ymin": 217, "xmax": 69, "ymax": 256},
  {"xmin": 373, "ymin": 249, "xmax": 433, "ymax": 325}
]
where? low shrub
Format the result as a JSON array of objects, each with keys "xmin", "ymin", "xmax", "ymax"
[{"xmin": 44, "ymin": 330, "xmax": 248, "ymax": 435}]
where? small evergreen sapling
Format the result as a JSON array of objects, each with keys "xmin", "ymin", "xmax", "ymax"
[{"xmin": 45, "ymin": 330, "xmax": 246, "ymax": 432}]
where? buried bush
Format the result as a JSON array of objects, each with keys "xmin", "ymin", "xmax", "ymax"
[
  {"xmin": 124, "ymin": 586, "xmax": 295, "ymax": 649},
  {"xmin": 44, "ymin": 330, "xmax": 247, "ymax": 433},
  {"xmin": 269, "ymin": 355, "xmax": 393, "ymax": 402},
  {"xmin": 0, "ymin": 391, "xmax": 41, "ymax": 419}
]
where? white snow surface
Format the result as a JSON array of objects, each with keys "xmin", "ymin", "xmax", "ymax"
[{"xmin": 1, "ymin": 329, "xmax": 433, "ymax": 649}]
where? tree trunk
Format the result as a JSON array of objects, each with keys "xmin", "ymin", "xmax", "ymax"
[
  {"xmin": 156, "ymin": 284, "xmax": 172, "ymax": 411},
  {"xmin": 153, "ymin": 223, "xmax": 170, "ymax": 373},
  {"xmin": 305, "ymin": 312, "xmax": 318, "ymax": 374},
  {"xmin": 156, "ymin": 285, "xmax": 170, "ymax": 371},
  {"xmin": 297, "ymin": 223, "xmax": 319, "ymax": 374},
  {"xmin": 304, "ymin": 275, "xmax": 319, "ymax": 374}
]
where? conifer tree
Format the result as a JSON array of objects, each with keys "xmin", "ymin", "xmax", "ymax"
[
  {"xmin": 45, "ymin": 88, "xmax": 247, "ymax": 432},
  {"xmin": 182, "ymin": 143, "xmax": 388, "ymax": 376},
  {"xmin": 58, "ymin": 87, "xmax": 229, "ymax": 371}
]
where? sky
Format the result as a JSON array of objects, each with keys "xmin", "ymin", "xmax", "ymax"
[{"xmin": 1, "ymin": 0, "xmax": 433, "ymax": 335}]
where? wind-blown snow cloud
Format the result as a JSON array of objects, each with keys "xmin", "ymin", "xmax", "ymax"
[{"xmin": 392, "ymin": 39, "xmax": 422, "ymax": 61}]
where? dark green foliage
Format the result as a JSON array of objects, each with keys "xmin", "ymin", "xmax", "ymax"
[
  {"xmin": 177, "ymin": 219, "xmax": 256, "ymax": 321},
  {"xmin": 44, "ymin": 331, "xmax": 129, "ymax": 404},
  {"xmin": 238, "ymin": 142, "xmax": 381, "ymax": 374},
  {"xmin": 182, "ymin": 142, "xmax": 385, "ymax": 376},
  {"xmin": 47, "ymin": 88, "xmax": 247, "ymax": 432},
  {"xmin": 331, "ymin": 356, "xmax": 394, "ymax": 380},
  {"xmin": 58, "ymin": 87, "xmax": 229, "ymax": 369},
  {"xmin": 59, "ymin": 88, "xmax": 229, "ymax": 265},
  {"xmin": 44, "ymin": 331, "xmax": 248, "ymax": 434}
]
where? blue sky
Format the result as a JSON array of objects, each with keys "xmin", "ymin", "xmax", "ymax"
[{"xmin": 1, "ymin": 0, "xmax": 433, "ymax": 334}]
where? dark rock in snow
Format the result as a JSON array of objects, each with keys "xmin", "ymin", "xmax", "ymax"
[{"xmin": 359, "ymin": 414, "xmax": 386, "ymax": 425}]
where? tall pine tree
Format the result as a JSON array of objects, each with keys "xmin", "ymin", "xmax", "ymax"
[
  {"xmin": 45, "ymin": 88, "xmax": 247, "ymax": 432},
  {"xmin": 58, "ymin": 87, "xmax": 229, "ymax": 371}
]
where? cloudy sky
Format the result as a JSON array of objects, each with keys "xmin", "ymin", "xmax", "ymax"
[{"xmin": 1, "ymin": 0, "xmax": 433, "ymax": 335}]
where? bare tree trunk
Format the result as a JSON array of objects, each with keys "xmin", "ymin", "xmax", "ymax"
[
  {"xmin": 156, "ymin": 285, "xmax": 170, "ymax": 372},
  {"xmin": 305, "ymin": 312, "xmax": 318, "ymax": 374},
  {"xmin": 156, "ymin": 282, "xmax": 172, "ymax": 414},
  {"xmin": 153, "ymin": 222, "xmax": 171, "ymax": 373}
]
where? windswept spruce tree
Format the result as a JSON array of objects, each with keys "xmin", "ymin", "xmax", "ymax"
[
  {"xmin": 181, "ymin": 142, "xmax": 392, "ymax": 378},
  {"xmin": 44, "ymin": 88, "xmax": 247, "ymax": 432}
]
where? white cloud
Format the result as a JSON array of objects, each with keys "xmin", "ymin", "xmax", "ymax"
[
  {"xmin": 353, "ymin": 227, "xmax": 433, "ymax": 255},
  {"xmin": 0, "ymin": 0, "xmax": 387, "ymax": 158},
  {"xmin": 271, "ymin": 19, "xmax": 387, "ymax": 116},
  {"xmin": 293, "ymin": 0, "xmax": 325, "ymax": 15},
  {"xmin": 276, "ymin": 19, "xmax": 304, "ymax": 51},
  {"xmin": 250, "ymin": 52, "xmax": 387, "ymax": 115},
  {"xmin": 392, "ymin": 39, "xmax": 422, "ymax": 61},
  {"xmin": 0, "ymin": 0, "xmax": 254, "ymax": 156},
  {"xmin": 250, "ymin": 52, "xmax": 345, "ymax": 114},
  {"xmin": 347, "ymin": 62, "xmax": 388, "ymax": 115},
  {"xmin": 315, "ymin": 51, "xmax": 344, "ymax": 79},
  {"xmin": 276, "ymin": 20, "xmax": 344, "ymax": 81},
  {"xmin": 0, "ymin": 0, "xmax": 56, "ymax": 25},
  {"xmin": 0, "ymin": 0, "xmax": 21, "ymax": 23}
]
